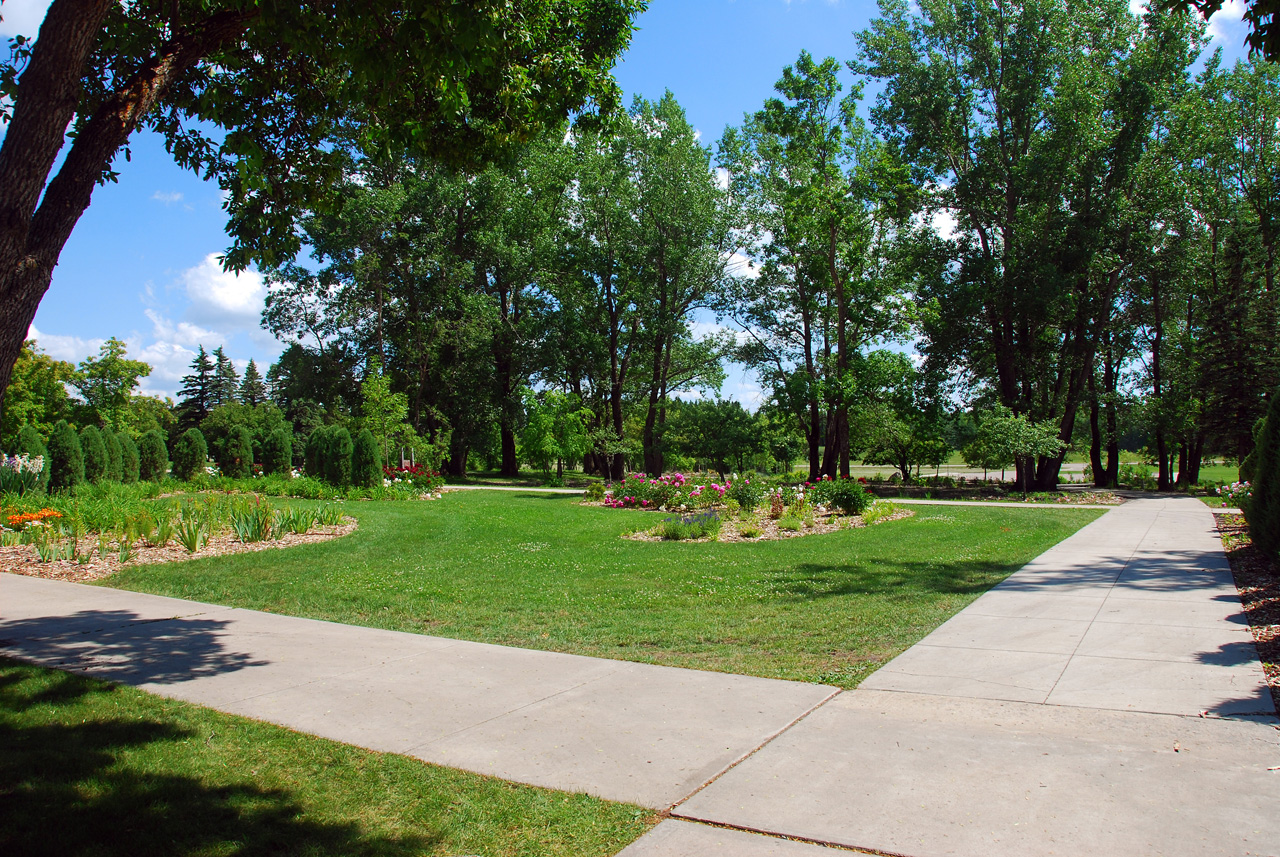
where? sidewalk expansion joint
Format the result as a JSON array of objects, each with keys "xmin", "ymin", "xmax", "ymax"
[
  {"xmin": 666, "ymin": 685, "xmax": 843, "ymax": 814},
  {"xmin": 663, "ymin": 815, "xmax": 919, "ymax": 856}
]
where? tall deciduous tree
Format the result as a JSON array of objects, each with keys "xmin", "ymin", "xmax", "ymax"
[
  {"xmin": 72, "ymin": 337, "xmax": 151, "ymax": 430},
  {"xmin": 857, "ymin": 0, "xmax": 1199, "ymax": 489},
  {"xmin": 0, "ymin": 0, "xmax": 645, "ymax": 407},
  {"xmin": 0, "ymin": 339, "xmax": 73, "ymax": 448}
]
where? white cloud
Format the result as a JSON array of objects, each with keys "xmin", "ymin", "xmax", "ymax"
[
  {"xmin": 182, "ymin": 253, "xmax": 267, "ymax": 329},
  {"xmin": 151, "ymin": 191, "xmax": 185, "ymax": 205},
  {"xmin": 144, "ymin": 308, "xmax": 222, "ymax": 350},
  {"xmin": 25, "ymin": 324, "xmax": 101, "ymax": 364},
  {"xmin": 931, "ymin": 208, "xmax": 960, "ymax": 241},
  {"xmin": 715, "ymin": 168, "xmax": 730, "ymax": 190},
  {"xmin": 0, "ymin": 0, "xmax": 51, "ymax": 38},
  {"xmin": 1206, "ymin": 0, "xmax": 1249, "ymax": 45},
  {"xmin": 1128, "ymin": 0, "xmax": 1149, "ymax": 16},
  {"xmin": 723, "ymin": 249, "xmax": 759, "ymax": 279},
  {"xmin": 689, "ymin": 319, "xmax": 753, "ymax": 346}
]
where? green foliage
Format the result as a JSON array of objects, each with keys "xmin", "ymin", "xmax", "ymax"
[
  {"xmin": 219, "ymin": 426, "xmax": 255, "ymax": 480},
  {"xmin": 16, "ymin": 424, "xmax": 49, "ymax": 491},
  {"xmin": 138, "ymin": 431, "xmax": 168, "ymax": 483},
  {"xmin": 583, "ymin": 482, "xmax": 606, "ymax": 502},
  {"xmin": 519, "ymin": 389, "xmax": 591, "ymax": 475},
  {"xmin": 305, "ymin": 425, "xmax": 330, "ymax": 479},
  {"xmin": 201, "ymin": 402, "xmax": 289, "ymax": 469},
  {"xmin": 0, "ymin": 340, "xmax": 73, "ymax": 449},
  {"xmin": 352, "ymin": 429, "xmax": 382, "ymax": 489},
  {"xmin": 324, "ymin": 427, "xmax": 354, "ymax": 488},
  {"xmin": 46, "ymin": 420, "xmax": 84, "ymax": 492},
  {"xmin": 666, "ymin": 399, "xmax": 763, "ymax": 478},
  {"xmin": 118, "ymin": 433, "xmax": 140, "ymax": 484},
  {"xmin": 1245, "ymin": 391, "xmax": 1280, "ymax": 558},
  {"xmin": 103, "ymin": 429, "xmax": 123, "ymax": 482},
  {"xmin": 726, "ymin": 476, "xmax": 765, "ymax": 513},
  {"xmin": 71, "ymin": 338, "xmax": 151, "ymax": 431},
  {"xmin": 657, "ymin": 511, "xmax": 722, "ymax": 541},
  {"xmin": 361, "ymin": 360, "xmax": 411, "ymax": 464},
  {"xmin": 262, "ymin": 427, "xmax": 293, "ymax": 477},
  {"xmin": 171, "ymin": 429, "xmax": 209, "ymax": 482},
  {"xmin": 79, "ymin": 425, "xmax": 108, "ymax": 484},
  {"xmin": 826, "ymin": 478, "xmax": 871, "ymax": 515},
  {"xmin": 972, "ymin": 406, "xmax": 1066, "ymax": 494}
]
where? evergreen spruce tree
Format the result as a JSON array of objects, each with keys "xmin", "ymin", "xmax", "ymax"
[
  {"xmin": 324, "ymin": 427, "xmax": 353, "ymax": 488},
  {"xmin": 306, "ymin": 425, "xmax": 330, "ymax": 479},
  {"xmin": 352, "ymin": 428, "xmax": 382, "ymax": 489},
  {"xmin": 79, "ymin": 425, "xmax": 108, "ymax": 484},
  {"xmin": 171, "ymin": 428, "xmax": 209, "ymax": 481},
  {"xmin": 240, "ymin": 359, "xmax": 267, "ymax": 407},
  {"xmin": 177, "ymin": 345, "xmax": 216, "ymax": 430},
  {"xmin": 211, "ymin": 347, "xmax": 241, "ymax": 406},
  {"xmin": 104, "ymin": 428, "xmax": 123, "ymax": 482},
  {"xmin": 262, "ymin": 426, "xmax": 293, "ymax": 476},
  {"xmin": 47, "ymin": 420, "xmax": 84, "ymax": 491},
  {"xmin": 119, "ymin": 433, "xmax": 140, "ymax": 484},
  {"xmin": 16, "ymin": 424, "xmax": 49, "ymax": 490},
  {"xmin": 1246, "ymin": 391, "xmax": 1280, "ymax": 558},
  {"xmin": 138, "ymin": 430, "xmax": 169, "ymax": 482}
]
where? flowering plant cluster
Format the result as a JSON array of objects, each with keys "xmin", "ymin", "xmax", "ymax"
[
  {"xmin": 5, "ymin": 508, "xmax": 62, "ymax": 530},
  {"xmin": 602, "ymin": 472, "xmax": 729, "ymax": 510},
  {"xmin": 383, "ymin": 463, "xmax": 444, "ymax": 491},
  {"xmin": 1217, "ymin": 481, "xmax": 1252, "ymax": 507},
  {"xmin": 1, "ymin": 453, "xmax": 45, "ymax": 496}
]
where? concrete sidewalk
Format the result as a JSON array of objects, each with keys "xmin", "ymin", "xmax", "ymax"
[
  {"xmin": 0, "ymin": 573, "xmax": 834, "ymax": 809},
  {"xmin": 641, "ymin": 496, "xmax": 1280, "ymax": 856},
  {"xmin": 3, "ymin": 496, "xmax": 1277, "ymax": 856}
]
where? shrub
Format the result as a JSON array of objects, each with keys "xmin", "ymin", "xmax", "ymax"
[
  {"xmin": 104, "ymin": 429, "xmax": 123, "ymax": 482},
  {"xmin": 46, "ymin": 420, "xmax": 84, "ymax": 492},
  {"xmin": 583, "ymin": 482, "xmax": 606, "ymax": 502},
  {"xmin": 171, "ymin": 428, "xmax": 209, "ymax": 481},
  {"xmin": 727, "ymin": 476, "xmax": 764, "ymax": 512},
  {"xmin": 118, "ymin": 433, "xmax": 140, "ymax": 484},
  {"xmin": 16, "ymin": 425, "xmax": 49, "ymax": 491},
  {"xmin": 829, "ymin": 478, "xmax": 871, "ymax": 515},
  {"xmin": 324, "ymin": 427, "xmax": 353, "ymax": 488},
  {"xmin": 305, "ymin": 426, "xmax": 329, "ymax": 478},
  {"xmin": 262, "ymin": 426, "xmax": 293, "ymax": 476},
  {"xmin": 1246, "ymin": 391, "xmax": 1280, "ymax": 558},
  {"xmin": 80, "ymin": 425, "xmax": 108, "ymax": 484},
  {"xmin": 219, "ymin": 426, "xmax": 254, "ymax": 479},
  {"xmin": 352, "ymin": 428, "xmax": 381, "ymax": 489},
  {"xmin": 138, "ymin": 430, "xmax": 169, "ymax": 482}
]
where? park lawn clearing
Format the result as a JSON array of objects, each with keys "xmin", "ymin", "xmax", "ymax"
[
  {"xmin": 0, "ymin": 657, "xmax": 653, "ymax": 857},
  {"xmin": 105, "ymin": 491, "xmax": 1104, "ymax": 688}
]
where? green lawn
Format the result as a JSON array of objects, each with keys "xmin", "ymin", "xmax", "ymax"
[
  {"xmin": 106, "ymin": 492, "xmax": 1102, "ymax": 688},
  {"xmin": 0, "ymin": 658, "xmax": 652, "ymax": 857}
]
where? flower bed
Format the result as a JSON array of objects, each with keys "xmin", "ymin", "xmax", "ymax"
[{"xmin": 623, "ymin": 500, "xmax": 913, "ymax": 543}]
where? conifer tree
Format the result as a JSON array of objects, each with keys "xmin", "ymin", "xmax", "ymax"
[
  {"xmin": 211, "ymin": 347, "xmax": 241, "ymax": 406},
  {"xmin": 240, "ymin": 359, "xmax": 267, "ymax": 406},
  {"xmin": 79, "ymin": 425, "xmax": 108, "ymax": 484},
  {"xmin": 47, "ymin": 420, "xmax": 84, "ymax": 491},
  {"xmin": 177, "ymin": 346, "xmax": 216, "ymax": 430},
  {"xmin": 352, "ymin": 428, "xmax": 382, "ymax": 488},
  {"xmin": 16, "ymin": 424, "xmax": 49, "ymax": 490},
  {"xmin": 104, "ymin": 429, "xmax": 123, "ymax": 482},
  {"xmin": 119, "ymin": 433, "xmax": 140, "ymax": 484},
  {"xmin": 138, "ymin": 431, "xmax": 169, "ymax": 482},
  {"xmin": 172, "ymin": 429, "xmax": 209, "ymax": 481}
]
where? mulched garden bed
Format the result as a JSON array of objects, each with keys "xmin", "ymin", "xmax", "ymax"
[
  {"xmin": 0, "ymin": 518, "xmax": 357, "ymax": 584},
  {"xmin": 621, "ymin": 507, "xmax": 915, "ymax": 543},
  {"xmin": 1215, "ymin": 513, "xmax": 1280, "ymax": 711}
]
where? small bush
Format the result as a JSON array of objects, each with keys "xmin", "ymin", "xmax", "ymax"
[
  {"xmin": 351, "ymin": 428, "xmax": 381, "ymax": 489},
  {"xmin": 324, "ymin": 427, "xmax": 354, "ymax": 488},
  {"xmin": 79, "ymin": 425, "xmax": 108, "ymax": 484},
  {"xmin": 583, "ymin": 482, "xmax": 605, "ymax": 502},
  {"xmin": 657, "ymin": 511, "xmax": 721, "ymax": 541},
  {"xmin": 777, "ymin": 516, "xmax": 802, "ymax": 532},
  {"xmin": 738, "ymin": 519, "xmax": 763, "ymax": 538},
  {"xmin": 262, "ymin": 426, "xmax": 293, "ymax": 476},
  {"xmin": 138, "ymin": 430, "xmax": 168, "ymax": 482},
  {"xmin": 16, "ymin": 425, "xmax": 49, "ymax": 491},
  {"xmin": 171, "ymin": 428, "xmax": 209, "ymax": 481},
  {"xmin": 727, "ymin": 477, "xmax": 764, "ymax": 512},
  {"xmin": 104, "ymin": 429, "xmax": 123, "ymax": 482},
  {"xmin": 861, "ymin": 500, "xmax": 900, "ymax": 525},
  {"xmin": 47, "ymin": 420, "xmax": 84, "ymax": 492},
  {"xmin": 118, "ymin": 433, "xmax": 140, "ymax": 484},
  {"xmin": 305, "ymin": 426, "xmax": 329, "ymax": 479},
  {"xmin": 828, "ymin": 478, "xmax": 871, "ymax": 515},
  {"xmin": 219, "ymin": 426, "xmax": 254, "ymax": 479}
]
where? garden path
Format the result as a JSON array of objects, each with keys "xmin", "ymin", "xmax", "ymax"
[{"xmin": 2, "ymin": 496, "xmax": 1276, "ymax": 857}]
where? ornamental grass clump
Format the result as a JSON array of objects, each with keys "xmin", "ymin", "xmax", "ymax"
[{"xmin": 657, "ymin": 510, "xmax": 722, "ymax": 541}]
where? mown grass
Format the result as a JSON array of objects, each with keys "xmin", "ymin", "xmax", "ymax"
[
  {"xmin": 0, "ymin": 657, "xmax": 652, "ymax": 857},
  {"xmin": 105, "ymin": 492, "xmax": 1102, "ymax": 688}
]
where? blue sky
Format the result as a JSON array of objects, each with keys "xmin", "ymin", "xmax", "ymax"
[{"xmin": 2, "ymin": 0, "xmax": 1255, "ymax": 404}]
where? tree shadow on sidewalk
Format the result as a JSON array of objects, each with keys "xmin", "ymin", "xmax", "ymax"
[{"xmin": 0, "ymin": 609, "xmax": 266, "ymax": 686}]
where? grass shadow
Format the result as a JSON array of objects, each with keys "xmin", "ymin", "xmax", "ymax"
[
  {"xmin": 765, "ymin": 558, "xmax": 1022, "ymax": 601},
  {"xmin": 0, "ymin": 664, "xmax": 434, "ymax": 857}
]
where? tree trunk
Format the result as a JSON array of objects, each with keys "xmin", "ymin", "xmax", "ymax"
[
  {"xmin": 0, "ymin": 5, "xmax": 256, "ymax": 402},
  {"xmin": 1089, "ymin": 373, "xmax": 1106, "ymax": 487}
]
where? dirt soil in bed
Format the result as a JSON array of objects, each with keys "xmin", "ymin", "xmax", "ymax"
[
  {"xmin": 1215, "ymin": 513, "xmax": 1280, "ymax": 711},
  {"xmin": 1, "ymin": 519, "xmax": 357, "ymax": 584}
]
